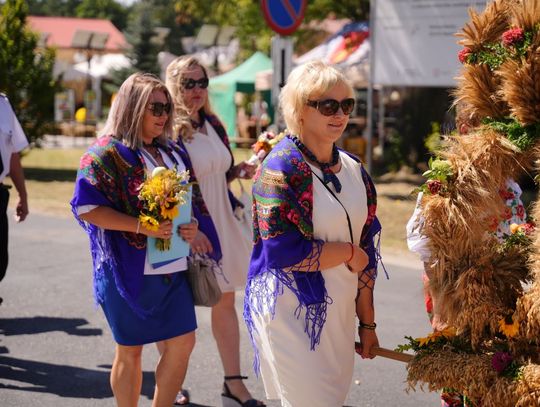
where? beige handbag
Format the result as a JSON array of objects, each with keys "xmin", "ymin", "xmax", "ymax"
[{"xmin": 186, "ymin": 255, "xmax": 222, "ymax": 307}]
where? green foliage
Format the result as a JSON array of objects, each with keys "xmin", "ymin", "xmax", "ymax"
[
  {"xmin": 424, "ymin": 122, "xmax": 443, "ymax": 154},
  {"xmin": 27, "ymin": 0, "xmax": 83, "ymax": 16},
  {"xmin": 305, "ymin": 0, "xmax": 369, "ymax": 22},
  {"xmin": 0, "ymin": 0, "xmax": 58, "ymax": 143},
  {"xmin": 422, "ymin": 157, "xmax": 453, "ymax": 181},
  {"xmin": 75, "ymin": 0, "xmax": 129, "ymax": 31},
  {"xmin": 484, "ymin": 117, "xmax": 540, "ymax": 151}
]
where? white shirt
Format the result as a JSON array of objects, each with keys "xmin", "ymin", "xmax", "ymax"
[
  {"xmin": 0, "ymin": 95, "xmax": 28, "ymax": 182},
  {"xmin": 77, "ymin": 145, "xmax": 188, "ymax": 275}
]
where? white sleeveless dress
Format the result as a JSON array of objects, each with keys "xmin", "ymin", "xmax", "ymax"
[
  {"xmin": 184, "ymin": 120, "xmax": 251, "ymax": 292},
  {"xmin": 250, "ymin": 152, "xmax": 368, "ymax": 407}
]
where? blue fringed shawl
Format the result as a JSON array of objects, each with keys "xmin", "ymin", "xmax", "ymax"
[
  {"xmin": 71, "ymin": 136, "xmax": 221, "ymax": 318},
  {"xmin": 243, "ymin": 135, "xmax": 383, "ymax": 373}
]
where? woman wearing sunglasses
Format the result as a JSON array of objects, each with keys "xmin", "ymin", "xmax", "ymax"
[
  {"xmin": 165, "ymin": 56, "xmax": 264, "ymax": 407},
  {"xmin": 244, "ymin": 61, "xmax": 383, "ymax": 406},
  {"xmin": 71, "ymin": 73, "xmax": 199, "ymax": 407}
]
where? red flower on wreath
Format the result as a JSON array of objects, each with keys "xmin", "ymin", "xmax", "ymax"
[
  {"xmin": 502, "ymin": 27, "xmax": 524, "ymax": 47},
  {"xmin": 427, "ymin": 179, "xmax": 442, "ymax": 195},
  {"xmin": 458, "ymin": 47, "xmax": 472, "ymax": 64}
]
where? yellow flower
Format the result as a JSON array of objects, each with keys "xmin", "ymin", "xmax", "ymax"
[
  {"xmin": 499, "ymin": 315, "xmax": 519, "ymax": 338},
  {"xmin": 510, "ymin": 223, "xmax": 520, "ymax": 234},
  {"xmin": 416, "ymin": 326, "xmax": 456, "ymax": 347},
  {"xmin": 160, "ymin": 202, "xmax": 179, "ymax": 220},
  {"xmin": 139, "ymin": 214, "xmax": 159, "ymax": 231}
]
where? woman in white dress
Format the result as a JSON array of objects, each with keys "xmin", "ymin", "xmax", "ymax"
[
  {"xmin": 244, "ymin": 61, "xmax": 383, "ymax": 407},
  {"xmin": 166, "ymin": 56, "xmax": 265, "ymax": 407}
]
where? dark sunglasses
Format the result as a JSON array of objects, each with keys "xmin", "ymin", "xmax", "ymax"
[
  {"xmin": 306, "ymin": 98, "xmax": 355, "ymax": 116},
  {"xmin": 182, "ymin": 77, "xmax": 209, "ymax": 90},
  {"xmin": 148, "ymin": 102, "xmax": 172, "ymax": 117}
]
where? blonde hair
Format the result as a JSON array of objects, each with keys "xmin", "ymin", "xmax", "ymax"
[
  {"xmin": 279, "ymin": 60, "xmax": 354, "ymax": 135},
  {"xmin": 165, "ymin": 56, "xmax": 214, "ymax": 140},
  {"xmin": 99, "ymin": 72, "xmax": 173, "ymax": 149}
]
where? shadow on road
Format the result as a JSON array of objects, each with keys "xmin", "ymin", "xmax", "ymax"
[
  {"xmin": 23, "ymin": 167, "xmax": 77, "ymax": 182},
  {"xmin": 0, "ymin": 355, "xmax": 121, "ymax": 398},
  {"xmin": 0, "ymin": 316, "xmax": 102, "ymax": 336}
]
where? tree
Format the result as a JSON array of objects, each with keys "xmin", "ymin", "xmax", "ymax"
[
  {"xmin": 106, "ymin": 1, "xmax": 161, "ymax": 92},
  {"xmin": 0, "ymin": 0, "xmax": 58, "ymax": 143},
  {"xmin": 75, "ymin": 0, "xmax": 129, "ymax": 31},
  {"xmin": 26, "ymin": 0, "xmax": 84, "ymax": 17}
]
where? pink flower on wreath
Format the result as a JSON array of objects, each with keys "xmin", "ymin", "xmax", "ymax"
[
  {"xmin": 492, "ymin": 351, "xmax": 513, "ymax": 374},
  {"xmin": 427, "ymin": 179, "xmax": 442, "ymax": 195},
  {"xmin": 502, "ymin": 27, "xmax": 525, "ymax": 47},
  {"xmin": 520, "ymin": 222, "xmax": 535, "ymax": 235},
  {"xmin": 458, "ymin": 47, "xmax": 472, "ymax": 64}
]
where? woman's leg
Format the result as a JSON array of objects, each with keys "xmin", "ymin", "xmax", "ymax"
[
  {"xmin": 111, "ymin": 344, "xmax": 144, "ymax": 407},
  {"xmin": 211, "ymin": 291, "xmax": 254, "ymax": 401},
  {"xmin": 152, "ymin": 331, "xmax": 196, "ymax": 407}
]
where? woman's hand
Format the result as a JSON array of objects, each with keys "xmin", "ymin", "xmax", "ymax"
[
  {"xmin": 356, "ymin": 328, "xmax": 379, "ymax": 359},
  {"xmin": 190, "ymin": 231, "xmax": 213, "ymax": 254},
  {"xmin": 178, "ymin": 221, "xmax": 198, "ymax": 243},
  {"xmin": 142, "ymin": 220, "xmax": 173, "ymax": 239},
  {"xmin": 236, "ymin": 161, "xmax": 257, "ymax": 179},
  {"xmin": 346, "ymin": 245, "xmax": 369, "ymax": 273}
]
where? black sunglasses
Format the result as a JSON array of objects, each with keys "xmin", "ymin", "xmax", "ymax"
[
  {"xmin": 182, "ymin": 77, "xmax": 209, "ymax": 90},
  {"xmin": 148, "ymin": 102, "xmax": 172, "ymax": 117},
  {"xmin": 306, "ymin": 98, "xmax": 355, "ymax": 116}
]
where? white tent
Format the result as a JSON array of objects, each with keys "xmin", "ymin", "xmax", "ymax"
[{"xmin": 73, "ymin": 53, "xmax": 131, "ymax": 78}]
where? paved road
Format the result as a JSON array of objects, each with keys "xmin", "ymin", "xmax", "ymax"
[{"xmin": 0, "ymin": 212, "xmax": 440, "ymax": 406}]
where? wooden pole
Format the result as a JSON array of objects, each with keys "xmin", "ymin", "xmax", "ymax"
[
  {"xmin": 372, "ymin": 347, "xmax": 414, "ymax": 363},
  {"xmin": 356, "ymin": 343, "xmax": 414, "ymax": 363}
]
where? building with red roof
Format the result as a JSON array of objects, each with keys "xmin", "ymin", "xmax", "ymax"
[{"xmin": 28, "ymin": 16, "xmax": 128, "ymax": 63}]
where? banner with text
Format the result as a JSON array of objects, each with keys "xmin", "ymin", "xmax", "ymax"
[{"xmin": 373, "ymin": 0, "xmax": 486, "ymax": 87}]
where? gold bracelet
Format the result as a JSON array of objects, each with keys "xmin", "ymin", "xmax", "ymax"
[{"xmin": 359, "ymin": 321, "xmax": 377, "ymax": 330}]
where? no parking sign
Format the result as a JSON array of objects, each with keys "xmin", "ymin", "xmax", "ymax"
[{"xmin": 261, "ymin": 0, "xmax": 306, "ymax": 36}]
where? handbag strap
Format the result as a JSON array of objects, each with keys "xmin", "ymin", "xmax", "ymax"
[
  {"xmin": 312, "ymin": 171, "xmax": 354, "ymax": 244},
  {"xmin": 237, "ymin": 178, "xmax": 246, "ymax": 194}
]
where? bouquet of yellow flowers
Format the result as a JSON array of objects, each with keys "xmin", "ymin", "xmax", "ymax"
[{"xmin": 138, "ymin": 166, "xmax": 191, "ymax": 251}]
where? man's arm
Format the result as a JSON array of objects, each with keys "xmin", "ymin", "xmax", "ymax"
[{"xmin": 9, "ymin": 152, "xmax": 28, "ymax": 222}]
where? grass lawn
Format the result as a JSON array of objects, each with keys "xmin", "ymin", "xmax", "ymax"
[{"xmin": 7, "ymin": 145, "xmax": 419, "ymax": 254}]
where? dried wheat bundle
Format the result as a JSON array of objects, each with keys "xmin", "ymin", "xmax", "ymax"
[
  {"xmin": 457, "ymin": 0, "xmax": 511, "ymax": 49},
  {"xmin": 407, "ymin": 351, "xmax": 496, "ymax": 401},
  {"xmin": 429, "ymin": 242, "xmax": 529, "ymax": 342},
  {"xmin": 422, "ymin": 130, "xmax": 517, "ymax": 253},
  {"xmin": 454, "ymin": 64, "xmax": 508, "ymax": 120},
  {"xmin": 482, "ymin": 377, "xmax": 519, "ymax": 407},
  {"xmin": 515, "ymin": 283, "xmax": 540, "ymax": 341},
  {"xmin": 508, "ymin": 0, "xmax": 540, "ymax": 32},
  {"xmin": 515, "ymin": 363, "xmax": 540, "ymax": 406},
  {"xmin": 498, "ymin": 52, "xmax": 540, "ymax": 126}
]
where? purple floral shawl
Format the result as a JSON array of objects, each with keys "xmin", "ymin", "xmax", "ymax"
[
  {"xmin": 243, "ymin": 135, "xmax": 382, "ymax": 373},
  {"xmin": 70, "ymin": 135, "xmax": 220, "ymax": 317}
]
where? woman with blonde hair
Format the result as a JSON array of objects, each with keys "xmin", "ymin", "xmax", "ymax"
[
  {"xmin": 244, "ymin": 61, "xmax": 383, "ymax": 406},
  {"xmin": 166, "ymin": 57, "xmax": 264, "ymax": 407},
  {"xmin": 71, "ymin": 72, "xmax": 198, "ymax": 407}
]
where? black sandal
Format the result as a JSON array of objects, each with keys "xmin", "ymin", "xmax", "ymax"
[{"xmin": 221, "ymin": 375, "xmax": 266, "ymax": 407}]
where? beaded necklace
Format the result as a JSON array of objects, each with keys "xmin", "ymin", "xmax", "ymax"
[{"xmin": 288, "ymin": 134, "xmax": 342, "ymax": 193}]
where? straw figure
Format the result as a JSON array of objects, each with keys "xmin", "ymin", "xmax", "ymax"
[{"xmin": 401, "ymin": 1, "xmax": 540, "ymax": 405}]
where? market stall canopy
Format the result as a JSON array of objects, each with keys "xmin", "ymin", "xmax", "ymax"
[
  {"xmin": 295, "ymin": 22, "xmax": 370, "ymax": 87},
  {"xmin": 209, "ymin": 51, "xmax": 272, "ymax": 136},
  {"xmin": 73, "ymin": 53, "xmax": 131, "ymax": 78}
]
